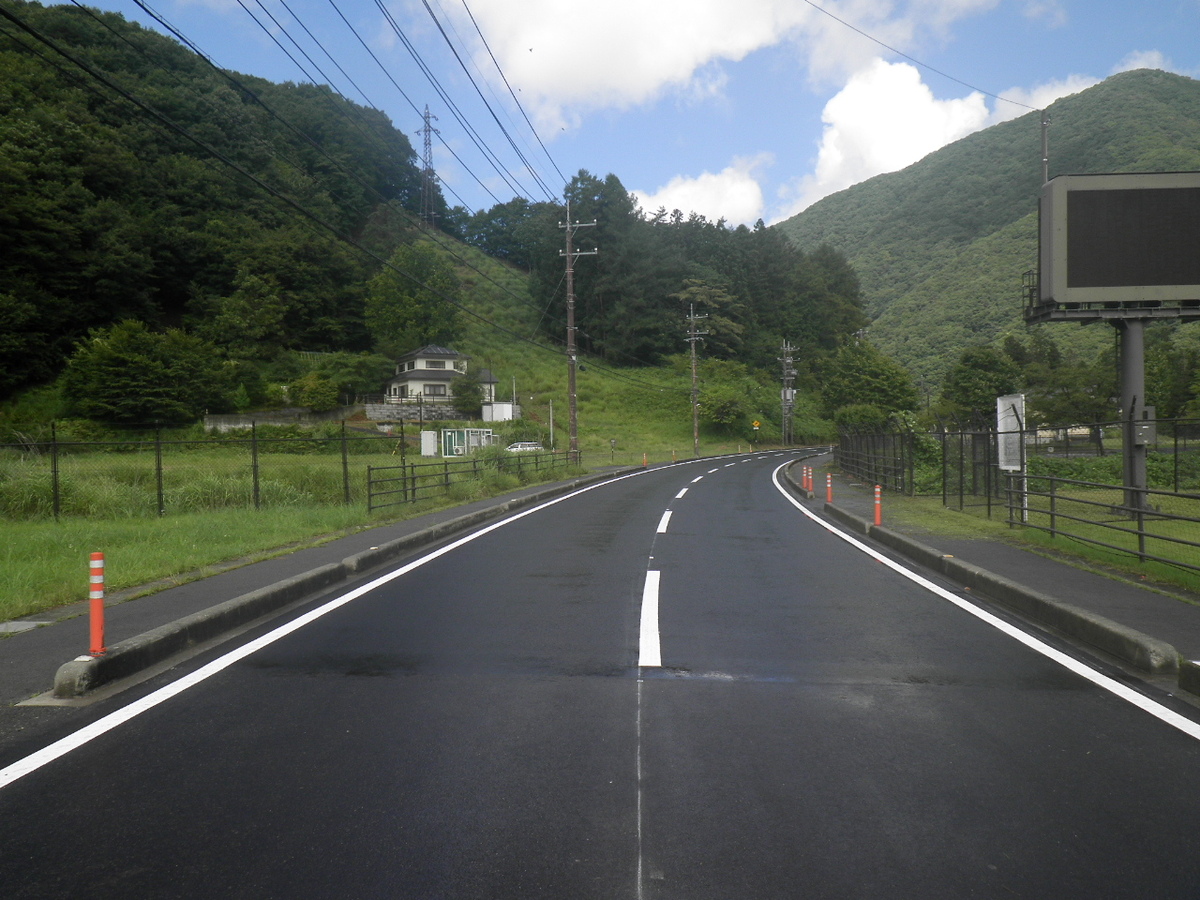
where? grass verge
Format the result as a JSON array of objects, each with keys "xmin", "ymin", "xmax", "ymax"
[{"xmin": 0, "ymin": 463, "xmax": 589, "ymax": 624}]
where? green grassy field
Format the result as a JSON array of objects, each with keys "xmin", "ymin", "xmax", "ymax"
[{"xmin": 0, "ymin": 457, "xmax": 599, "ymax": 623}]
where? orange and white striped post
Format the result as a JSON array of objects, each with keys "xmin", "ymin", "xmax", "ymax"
[
  {"xmin": 874, "ymin": 485, "xmax": 882, "ymax": 526},
  {"xmin": 825, "ymin": 473, "xmax": 833, "ymax": 503},
  {"xmin": 89, "ymin": 552, "xmax": 106, "ymax": 656}
]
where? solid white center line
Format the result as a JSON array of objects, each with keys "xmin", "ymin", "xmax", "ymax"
[
  {"xmin": 639, "ymin": 571, "xmax": 662, "ymax": 668},
  {"xmin": 656, "ymin": 510, "xmax": 672, "ymax": 533}
]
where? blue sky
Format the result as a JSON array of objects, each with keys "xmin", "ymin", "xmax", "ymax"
[{"xmin": 52, "ymin": 0, "xmax": 1200, "ymax": 225}]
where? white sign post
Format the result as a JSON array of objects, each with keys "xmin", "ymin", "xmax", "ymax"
[{"xmin": 997, "ymin": 394, "xmax": 1026, "ymax": 522}]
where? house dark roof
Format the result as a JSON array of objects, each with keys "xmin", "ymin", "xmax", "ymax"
[{"xmin": 398, "ymin": 344, "xmax": 464, "ymax": 361}]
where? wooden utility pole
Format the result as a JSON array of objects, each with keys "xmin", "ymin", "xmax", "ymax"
[
  {"xmin": 780, "ymin": 340, "xmax": 796, "ymax": 446},
  {"xmin": 686, "ymin": 304, "xmax": 708, "ymax": 457},
  {"xmin": 559, "ymin": 201, "xmax": 596, "ymax": 464}
]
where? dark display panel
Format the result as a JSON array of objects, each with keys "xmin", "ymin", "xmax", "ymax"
[{"xmin": 1067, "ymin": 187, "xmax": 1200, "ymax": 288}]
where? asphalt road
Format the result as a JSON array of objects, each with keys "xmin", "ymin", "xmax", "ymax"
[{"xmin": 3, "ymin": 452, "xmax": 1200, "ymax": 898}]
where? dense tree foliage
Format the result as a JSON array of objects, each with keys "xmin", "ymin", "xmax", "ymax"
[
  {"xmin": 60, "ymin": 320, "xmax": 233, "ymax": 424},
  {"xmin": 466, "ymin": 171, "xmax": 867, "ymax": 377},
  {"xmin": 364, "ymin": 242, "xmax": 462, "ymax": 357},
  {"xmin": 819, "ymin": 340, "xmax": 918, "ymax": 419},
  {"xmin": 938, "ymin": 346, "xmax": 1023, "ymax": 424},
  {"xmin": 777, "ymin": 69, "xmax": 1200, "ymax": 410},
  {"xmin": 0, "ymin": 0, "xmax": 444, "ymax": 401}
]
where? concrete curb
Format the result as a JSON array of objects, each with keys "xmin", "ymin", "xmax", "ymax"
[
  {"xmin": 780, "ymin": 463, "xmax": 1182, "ymax": 680},
  {"xmin": 53, "ymin": 468, "xmax": 637, "ymax": 698}
]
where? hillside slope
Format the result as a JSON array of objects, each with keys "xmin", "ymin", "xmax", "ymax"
[{"xmin": 775, "ymin": 69, "xmax": 1200, "ymax": 387}]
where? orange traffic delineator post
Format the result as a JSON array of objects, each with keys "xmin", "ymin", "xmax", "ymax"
[
  {"xmin": 643, "ymin": 452, "xmax": 648, "ymax": 468},
  {"xmin": 874, "ymin": 484, "xmax": 882, "ymax": 526},
  {"xmin": 826, "ymin": 473, "xmax": 833, "ymax": 503},
  {"xmin": 89, "ymin": 551, "xmax": 106, "ymax": 656}
]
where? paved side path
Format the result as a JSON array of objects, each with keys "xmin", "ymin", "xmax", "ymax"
[
  {"xmin": 812, "ymin": 460, "xmax": 1200, "ymax": 672},
  {"xmin": 0, "ymin": 477, "xmax": 619, "ymax": 706}
]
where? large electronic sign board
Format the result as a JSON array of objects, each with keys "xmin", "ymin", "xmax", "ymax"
[{"xmin": 1033, "ymin": 172, "xmax": 1200, "ymax": 321}]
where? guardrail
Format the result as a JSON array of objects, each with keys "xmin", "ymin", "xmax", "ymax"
[
  {"xmin": 366, "ymin": 450, "xmax": 573, "ymax": 511},
  {"xmin": 1004, "ymin": 472, "xmax": 1200, "ymax": 574}
]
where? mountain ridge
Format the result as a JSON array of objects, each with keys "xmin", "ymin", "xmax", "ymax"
[{"xmin": 775, "ymin": 68, "xmax": 1200, "ymax": 387}]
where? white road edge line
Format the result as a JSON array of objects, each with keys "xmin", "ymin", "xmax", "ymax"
[
  {"xmin": 770, "ymin": 462, "xmax": 1200, "ymax": 743},
  {"xmin": 0, "ymin": 466, "xmax": 676, "ymax": 792},
  {"xmin": 639, "ymin": 570, "xmax": 662, "ymax": 668},
  {"xmin": 656, "ymin": 510, "xmax": 673, "ymax": 533}
]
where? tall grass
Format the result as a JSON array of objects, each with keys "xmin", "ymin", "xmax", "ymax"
[{"xmin": 0, "ymin": 457, "xmax": 588, "ymax": 623}]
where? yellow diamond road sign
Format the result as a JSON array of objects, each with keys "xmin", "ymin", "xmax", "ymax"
[{"xmin": 753, "ymin": 421, "xmax": 760, "ymax": 428}]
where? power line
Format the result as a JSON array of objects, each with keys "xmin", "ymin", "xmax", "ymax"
[
  {"xmin": 456, "ymin": 0, "xmax": 567, "ymax": 188},
  {"xmin": 799, "ymin": 0, "xmax": 1039, "ymax": 111},
  {"xmin": 0, "ymin": 3, "xmax": 562, "ymax": 359},
  {"xmin": 419, "ymin": 0, "xmax": 555, "ymax": 200},
  {"xmin": 2, "ymin": 3, "xmax": 687, "ymax": 401}
]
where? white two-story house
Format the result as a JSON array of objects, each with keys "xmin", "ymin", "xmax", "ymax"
[{"xmin": 384, "ymin": 345, "xmax": 498, "ymax": 405}]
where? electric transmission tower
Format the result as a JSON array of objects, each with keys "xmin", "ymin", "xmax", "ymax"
[{"xmin": 419, "ymin": 105, "xmax": 440, "ymax": 227}]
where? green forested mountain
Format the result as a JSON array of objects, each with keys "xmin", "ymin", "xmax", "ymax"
[
  {"xmin": 0, "ymin": 0, "xmax": 451, "ymax": 399},
  {"xmin": 775, "ymin": 69, "xmax": 1200, "ymax": 400},
  {"xmin": 0, "ymin": 0, "xmax": 869, "ymax": 432}
]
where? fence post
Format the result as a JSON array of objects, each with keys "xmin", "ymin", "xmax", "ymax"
[
  {"xmin": 155, "ymin": 428, "xmax": 165, "ymax": 517},
  {"xmin": 1049, "ymin": 477, "xmax": 1057, "ymax": 538},
  {"xmin": 341, "ymin": 421, "xmax": 351, "ymax": 505},
  {"xmin": 1137, "ymin": 491, "xmax": 1147, "ymax": 562},
  {"xmin": 939, "ymin": 429, "xmax": 948, "ymax": 508},
  {"xmin": 51, "ymin": 421, "xmax": 61, "ymax": 521},
  {"xmin": 251, "ymin": 423, "xmax": 261, "ymax": 510}
]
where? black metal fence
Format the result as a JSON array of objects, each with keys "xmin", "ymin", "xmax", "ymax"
[
  {"xmin": 1004, "ymin": 472, "xmax": 1200, "ymax": 575},
  {"xmin": 837, "ymin": 419, "xmax": 1200, "ymax": 573},
  {"xmin": 0, "ymin": 425, "xmax": 411, "ymax": 519},
  {"xmin": 367, "ymin": 451, "xmax": 572, "ymax": 511}
]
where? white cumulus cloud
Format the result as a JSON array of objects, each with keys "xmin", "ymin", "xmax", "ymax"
[
  {"xmin": 774, "ymin": 58, "xmax": 989, "ymax": 219},
  {"xmin": 454, "ymin": 0, "xmax": 816, "ymax": 130},
  {"xmin": 633, "ymin": 156, "xmax": 772, "ymax": 226}
]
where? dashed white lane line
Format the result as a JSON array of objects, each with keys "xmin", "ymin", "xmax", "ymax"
[
  {"xmin": 639, "ymin": 570, "xmax": 662, "ymax": 668},
  {"xmin": 690, "ymin": 475, "xmax": 704, "ymax": 484},
  {"xmin": 674, "ymin": 488, "xmax": 688, "ymax": 499},
  {"xmin": 656, "ymin": 511, "xmax": 672, "ymax": 534}
]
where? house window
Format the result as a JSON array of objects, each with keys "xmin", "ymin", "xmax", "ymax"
[
  {"xmin": 426, "ymin": 360, "xmax": 446, "ymax": 369},
  {"xmin": 425, "ymin": 384, "xmax": 447, "ymax": 397}
]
